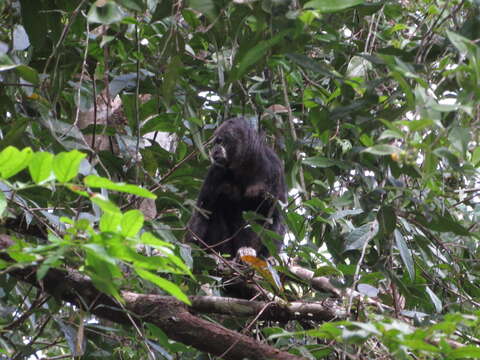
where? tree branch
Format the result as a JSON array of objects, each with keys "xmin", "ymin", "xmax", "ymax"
[{"xmin": 6, "ymin": 261, "xmax": 340, "ymax": 360}]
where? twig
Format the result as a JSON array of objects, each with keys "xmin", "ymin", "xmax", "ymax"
[
  {"xmin": 279, "ymin": 67, "xmax": 309, "ymax": 200},
  {"xmin": 42, "ymin": 0, "xmax": 89, "ymax": 76},
  {"xmin": 0, "ymin": 82, "xmax": 38, "ymax": 87},
  {"xmin": 219, "ymin": 301, "xmax": 275, "ymax": 359}
]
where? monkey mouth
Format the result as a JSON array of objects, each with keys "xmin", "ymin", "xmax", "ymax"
[{"xmin": 212, "ymin": 157, "xmax": 228, "ymax": 167}]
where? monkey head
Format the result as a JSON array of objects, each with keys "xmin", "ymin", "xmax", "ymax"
[
  {"xmin": 210, "ymin": 135, "xmax": 229, "ymax": 167},
  {"xmin": 209, "ymin": 118, "xmax": 257, "ymax": 169}
]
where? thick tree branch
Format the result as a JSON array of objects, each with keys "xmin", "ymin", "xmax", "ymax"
[
  {"xmin": 5, "ymin": 260, "xmax": 340, "ymax": 360},
  {"xmin": 190, "ymin": 295, "xmax": 344, "ymax": 321},
  {"xmin": 288, "ymin": 265, "xmax": 342, "ymax": 298}
]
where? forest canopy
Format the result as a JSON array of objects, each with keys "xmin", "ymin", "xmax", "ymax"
[{"xmin": 1, "ymin": 0, "xmax": 480, "ymax": 359}]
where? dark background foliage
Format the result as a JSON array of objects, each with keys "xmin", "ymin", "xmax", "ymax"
[{"xmin": 1, "ymin": 0, "xmax": 480, "ymax": 358}]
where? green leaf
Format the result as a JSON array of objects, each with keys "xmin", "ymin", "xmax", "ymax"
[
  {"xmin": 52, "ymin": 150, "xmax": 86, "ymax": 183},
  {"xmin": 84, "ymin": 175, "xmax": 156, "ymax": 199},
  {"xmin": 304, "ymin": 0, "xmax": 364, "ymax": 13},
  {"xmin": 304, "ymin": 323, "xmax": 343, "ymax": 339},
  {"xmin": 232, "ymin": 30, "xmax": 288, "ymax": 81},
  {"xmin": 135, "ymin": 268, "xmax": 191, "ymax": 305},
  {"xmin": 188, "ymin": 0, "xmax": 216, "ymax": 21},
  {"xmin": 448, "ymin": 346, "xmax": 480, "ymax": 359},
  {"xmin": 87, "ymin": 0, "xmax": 124, "ymax": 24},
  {"xmin": 117, "ymin": 0, "xmax": 145, "ymax": 12},
  {"xmin": 303, "ymin": 156, "xmax": 337, "ymax": 168},
  {"xmin": 0, "ymin": 191, "xmax": 6, "ymax": 217},
  {"xmin": 377, "ymin": 206, "xmax": 396, "ymax": 235},
  {"xmin": 394, "ymin": 230, "xmax": 414, "ymax": 280},
  {"xmin": 90, "ymin": 195, "xmax": 121, "ymax": 214},
  {"xmin": 417, "ymin": 213, "xmax": 469, "ymax": 236},
  {"xmin": 100, "ymin": 211, "xmax": 122, "ymax": 232},
  {"xmin": 152, "ymin": 1, "xmax": 172, "ymax": 21},
  {"xmin": 399, "ymin": 118, "xmax": 434, "ymax": 132},
  {"xmin": 28, "ymin": 152, "xmax": 53, "ymax": 184},
  {"xmin": 402, "ymin": 339, "xmax": 439, "ymax": 352},
  {"xmin": 84, "ymin": 244, "xmax": 123, "ymax": 303},
  {"xmin": 0, "ymin": 54, "xmax": 18, "ymax": 71},
  {"xmin": 362, "ymin": 144, "xmax": 402, "ymax": 156},
  {"xmin": 0, "ymin": 117, "xmax": 29, "ymax": 149},
  {"xmin": 433, "ymin": 147, "xmax": 461, "ymax": 170},
  {"xmin": 449, "ymin": 126, "xmax": 470, "ymax": 157},
  {"xmin": 121, "ymin": 210, "xmax": 144, "ymax": 237},
  {"xmin": 287, "ymin": 53, "xmax": 340, "ymax": 78},
  {"xmin": 163, "ymin": 56, "xmax": 182, "ymax": 106},
  {"xmin": 379, "ymin": 129, "xmax": 403, "ymax": 141},
  {"xmin": 0, "ymin": 146, "xmax": 33, "ymax": 179},
  {"xmin": 447, "ymin": 30, "xmax": 477, "ymax": 56},
  {"xmin": 472, "ymin": 146, "xmax": 480, "ymax": 166},
  {"xmin": 140, "ymin": 232, "xmax": 174, "ymax": 249},
  {"xmin": 344, "ymin": 221, "xmax": 379, "ymax": 251},
  {"xmin": 330, "ymin": 209, "xmax": 363, "ymax": 221},
  {"xmin": 141, "ymin": 233, "xmax": 193, "ymax": 276},
  {"xmin": 425, "ymin": 286, "xmax": 442, "ymax": 313},
  {"xmin": 303, "ymin": 156, "xmax": 347, "ymax": 168},
  {"xmin": 16, "ymin": 65, "xmax": 39, "ymax": 84},
  {"xmin": 17, "ymin": 0, "xmax": 48, "ymax": 51},
  {"xmin": 7, "ymin": 248, "xmax": 37, "ymax": 263},
  {"xmin": 6, "ymin": 238, "xmax": 37, "ymax": 262},
  {"xmin": 141, "ymin": 114, "xmax": 178, "ymax": 134}
]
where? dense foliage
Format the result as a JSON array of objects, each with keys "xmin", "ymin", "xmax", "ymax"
[{"xmin": 2, "ymin": 0, "xmax": 480, "ymax": 358}]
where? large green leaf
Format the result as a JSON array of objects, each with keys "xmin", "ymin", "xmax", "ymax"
[
  {"xmin": 425, "ymin": 286, "xmax": 442, "ymax": 313},
  {"xmin": 52, "ymin": 150, "xmax": 86, "ymax": 183},
  {"xmin": 448, "ymin": 346, "xmax": 480, "ymax": 359},
  {"xmin": 0, "ymin": 146, "xmax": 33, "ymax": 179},
  {"xmin": 87, "ymin": 0, "xmax": 124, "ymax": 24},
  {"xmin": 18, "ymin": 0, "xmax": 48, "ymax": 50},
  {"xmin": 0, "ymin": 117, "xmax": 29, "ymax": 149},
  {"xmin": 362, "ymin": 145, "xmax": 402, "ymax": 156},
  {"xmin": 394, "ymin": 230, "xmax": 414, "ymax": 280},
  {"xmin": 344, "ymin": 221, "xmax": 379, "ymax": 251},
  {"xmin": 135, "ymin": 268, "xmax": 191, "ymax": 305},
  {"xmin": 377, "ymin": 206, "xmax": 396, "ymax": 235},
  {"xmin": 447, "ymin": 30, "xmax": 477, "ymax": 56},
  {"xmin": 188, "ymin": 0, "xmax": 216, "ymax": 21},
  {"xmin": 303, "ymin": 156, "xmax": 348, "ymax": 168},
  {"xmin": 28, "ymin": 152, "xmax": 54, "ymax": 184},
  {"xmin": 304, "ymin": 0, "xmax": 364, "ymax": 12},
  {"xmin": 162, "ymin": 56, "xmax": 182, "ymax": 106},
  {"xmin": 0, "ymin": 191, "xmax": 6, "ymax": 218},
  {"xmin": 100, "ymin": 211, "xmax": 122, "ymax": 232},
  {"xmin": 15, "ymin": 65, "xmax": 39, "ymax": 84},
  {"xmin": 231, "ymin": 30, "xmax": 289, "ymax": 81},
  {"xmin": 84, "ymin": 175, "xmax": 156, "ymax": 199},
  {"xmin": 121, "ymin": 210, "xmax": 144, "ymax": 237}
]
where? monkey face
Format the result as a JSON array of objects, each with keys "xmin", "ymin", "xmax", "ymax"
[
  {"xmin": 210, "ymin": 137, "xmax": 229, "ymax": 167},
  {"xmin": 210, "ymin": 134, "xmax": 241, "ymax": 167},
  {"xmin": 210, "ymin": 121, "xmax": 243, "ymax": 168}
]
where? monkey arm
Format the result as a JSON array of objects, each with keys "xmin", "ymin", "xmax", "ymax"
[
  {"xmin": 195, "ymin": 165, "xmax": 228, "ymax": 210},
  {"xmin": 186, "ymin": 166, "xmax": 229, "ymax": 244}
]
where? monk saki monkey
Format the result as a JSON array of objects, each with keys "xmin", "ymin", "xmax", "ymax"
[{"xmin": 186, "ymin": 117, "xmax": 286, "ymax": 259}]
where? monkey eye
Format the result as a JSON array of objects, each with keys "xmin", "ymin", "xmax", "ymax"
[{"xmin": 214, "ymin": 137, "xmax": 223, "ymax": 145}]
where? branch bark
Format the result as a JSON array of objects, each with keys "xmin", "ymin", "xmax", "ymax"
[
  {"xmin": 6, "ymin": 262, "xmax": 340, "ymax": 360},
  {"xmin": 288, "ymin": 265, "xmax": 342, "ymax": 298}
]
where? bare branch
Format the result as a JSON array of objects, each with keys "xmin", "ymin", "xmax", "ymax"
[{"xmin": 6, "ymin": 261, "xmax": 314, "ymax": 360}]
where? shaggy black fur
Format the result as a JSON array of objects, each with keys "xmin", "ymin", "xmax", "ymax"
[{"xmin": 186, "ymin": 117, "xmax": 286, "ymax": 258}]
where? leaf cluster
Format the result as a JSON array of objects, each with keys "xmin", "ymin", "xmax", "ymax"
[{"xmin": 1, "ymin": 0, "xmax": 480, "ymax": 358}]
